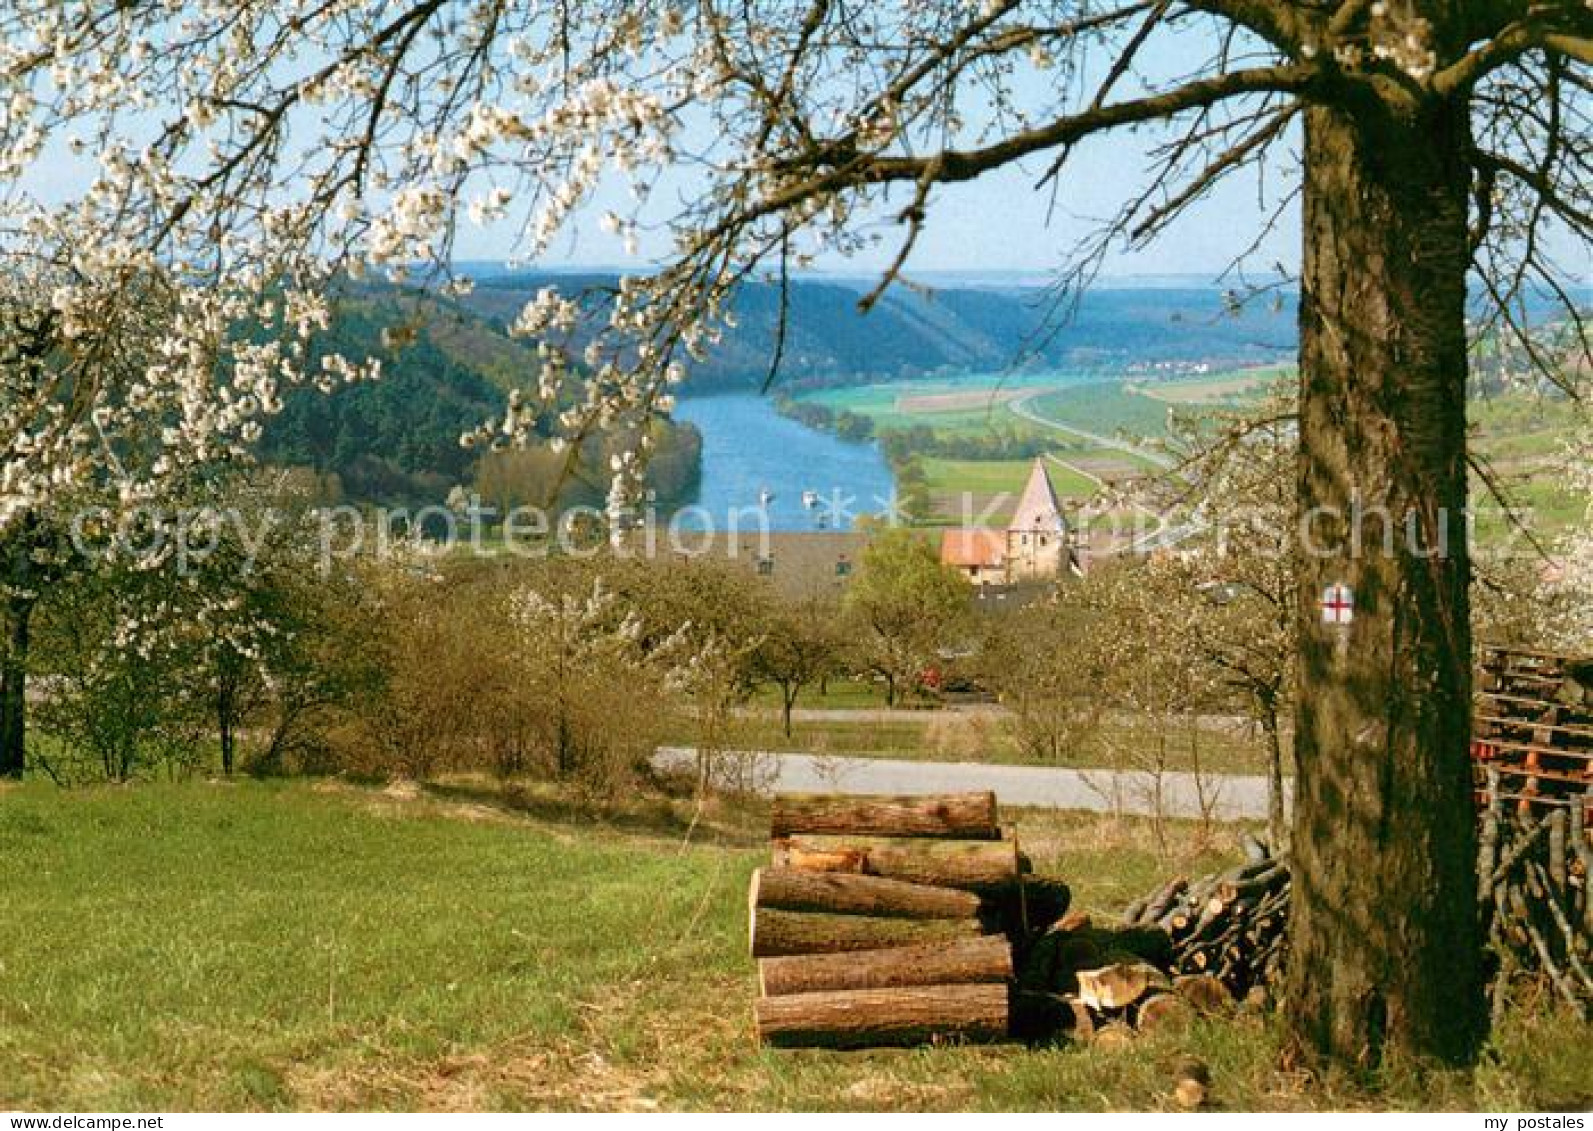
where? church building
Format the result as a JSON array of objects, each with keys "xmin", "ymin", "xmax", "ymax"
[{"xmin": 939, "ymin": 458, "xmax": 1078, "ymax": 586}]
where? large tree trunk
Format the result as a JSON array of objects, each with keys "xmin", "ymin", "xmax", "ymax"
[
  {"xmin": 1287, "ymin": 97, "xmax": 1484, "ymax": 1067},
  {"xmin": 0, "ymin": 595, "xmax": 33, "ymax": 779}
]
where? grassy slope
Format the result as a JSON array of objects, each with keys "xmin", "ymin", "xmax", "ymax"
[
  {"xmin": 1470, "ymin": 395, "xmax": 1585, "ymax": 539},
  {"xmin": 2, "ymin": 780, "xmax": 1585, "ymax": 1112}
]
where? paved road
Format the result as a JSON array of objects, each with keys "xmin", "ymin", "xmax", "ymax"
[
  {"xmin": 756, "ymin": 704, "xmax": 1262, "ymax": 735},
  {"xmin": 653, "ymin": 745, "xmax": 1288, "ymax": 822}
]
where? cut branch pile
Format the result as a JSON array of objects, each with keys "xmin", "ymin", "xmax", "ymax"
[
  {"xmin": 1479, "ymin": 769, "xmax": 1593, "ymax": 1021},
  {"xmin": 752, "ymin": 791, "xmax": 1072, "ymax": 1049},
  {"xmin": 1011, "ymin": 907, "xmax": 1207, "ymax": 1044},
  {"xmin": 1108, "ymin": 771, "xmax": 1593, "ymax": 1024},
  {"xmin": 1118, "ymin": 835, "xmax": 1291, "ymax": 1007}
]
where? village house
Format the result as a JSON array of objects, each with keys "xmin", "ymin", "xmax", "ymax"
[{"xmin": 939, "ymin": 458, "xmax": 1078, "ymax": 586}]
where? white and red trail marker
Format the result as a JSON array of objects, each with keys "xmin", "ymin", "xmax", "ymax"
[{"xmin": 1320, "ymin": 582, "xmax": 1355, "ymax": 625}]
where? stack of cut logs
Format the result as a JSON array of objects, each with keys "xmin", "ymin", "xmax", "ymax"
[
  {"xmin": 751, "ymin": 791, "xmax": 1071, "ymax": 1049},
  {"xmin": 1474, "ymin": 646, "xmax": 1593, "ymax": 811},
  {"xmin": 1119, "ymin": 835, "xmax": 1290, "ymax": 1006},
  {"xmin": 1479, "ymin": 769, "xmax": 1593, "ymax": 1020}
]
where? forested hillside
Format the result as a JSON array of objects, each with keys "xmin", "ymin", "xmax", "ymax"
[{"xmin": 257, "ymin": 294, "xmax": 700, "ymax": 510}]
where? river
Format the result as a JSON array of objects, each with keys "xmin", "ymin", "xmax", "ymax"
[{"xmin": 673, "ymin": 393, "xmax": 895, "ymax": 531}]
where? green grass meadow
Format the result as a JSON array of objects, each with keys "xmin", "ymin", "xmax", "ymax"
[
  {"xmin": 2, "ymin": 780, "xmax": 1587, "ymax": 1111},
  {"xmin": 919, "ymin": 457, "xmax": 1099, "ymax": 500}
]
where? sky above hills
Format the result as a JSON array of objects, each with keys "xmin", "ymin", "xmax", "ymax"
[{"xmin": 15, "ymin": 23, "xmax": 1587, "ymax": 286}]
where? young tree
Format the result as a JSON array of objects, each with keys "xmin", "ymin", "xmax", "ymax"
[
  {"xmin": 0, "ymin": 262, "xmax": 368, "ymax": 777},
  {"xmin": 980, "ymin": 594, "xmax": 1110, "ymax": 764},
  {"xmin": 750, "ymin": 595, "xmax": 844, "ymax": 738},
  {"xmin": 6, "ymin": 0, "xmax": 1589, "ymax": 1066},
  {"xmin": 510, "ymin": 575, "xmax": 664, "ymax": 794},
  {"xmin": 170, "ymin": 478, "xmax": 377, "ymax": 776},
  {"xmin": 32, "ymin": 546, "xmax": 211, "ymax": 784},
  {"xmin": 1166, "ymin": 393, "xmax": 1300, "ymax": 850},
  {"xmin": 845, "ymin": 529, "xmax": 970, "ymax": 707}
]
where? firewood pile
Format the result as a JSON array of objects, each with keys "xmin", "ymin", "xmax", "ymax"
[
  {"xmin": 750, "ymin": 791, "xmax": 1072, "ymax": 1049},
  {"xmin": 1109, "ymin": 777, "xmax": 1593, "ymax": 1022},
  {"xmin": 1005, "ymin": 835, "xmax": 1289, "ymax": 1044},
  {"xmin": 1474, "ymin": 646, "xmax": 1593, "ymax": 812},
  {"xmin": 748, "ymin": 775, "xmax": 1593, "ymax": 1050},
  {"xmin": 1011, "ymin": 907, "xmax": 1218, "ymax": 1044},
  {"xmin": 1479, "ymin": 769, "xmax": 1593, "ymax": 1020},
  {"xmin": 1119, "ymin": 835, "xmax": 1291, "ymax": 1007}
]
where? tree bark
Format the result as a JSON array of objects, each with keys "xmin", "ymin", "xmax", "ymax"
[
  {"xmin": 0, "ymin": 595, "xmax": 33, "ymax": 779},
  {"xmin": 1287, "ymin": 96, "xmax": 1484, "ymax": 1067},
  {"xmin": 754, "ymin": 982, "xmax": 1008, "ymax": 1048},
  {"xmin": 772, "ymin": 834, "xmax": 1022, "ymax": 890},
  {"xmin": 1261, "ymin": 704, "xmax": 1287, "ymax": 853},
  {"xmin": 770, "ymin": 791, "xmax": 1000, "ymax": 839},
  {"xmin": 751, "ymin": 867, "xmax": 983, "ymax": 920},
  {"xmin": 749, "ymin": 907, "xmax": 986, "ymax": 958},
  {"xmin": 758, "ymin": 935, "xmax": 1012, "ymax": 997},
  {"xmin": 218, "ymin": 683, "xmax": 236, "ymax": 776}
]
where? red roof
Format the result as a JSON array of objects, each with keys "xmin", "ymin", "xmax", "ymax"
[{"xmin": 940, "ymin": 529, "xmax": 1006, "ymax": 569}]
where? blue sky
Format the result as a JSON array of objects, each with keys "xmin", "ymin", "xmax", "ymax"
[
  {"xmin": 491, "ymin": 123, "xmax": 1305, "ymax": 281},
  {"xmin": 470, "ymin": 28, "xmax": 1307, "ymax": 281},
  {"xmin": 19, "ymin": 24, "xmax": 1586, "ymax": 286}
]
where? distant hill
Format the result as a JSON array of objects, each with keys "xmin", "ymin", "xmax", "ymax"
[
  {"xmin": 458, "ymin": 274, "xmax": 1299, "ymax": 392},
  {"xmin": 257, "ymin": 292, "xmax": 700, "ymax": 510}
]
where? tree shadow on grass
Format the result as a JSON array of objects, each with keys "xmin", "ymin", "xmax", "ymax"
[{"xmin": 414, "ymin": 775, "xmax": 770, "ymax": 848}]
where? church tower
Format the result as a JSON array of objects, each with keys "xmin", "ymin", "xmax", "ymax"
[{"xmin": 1005, "ymin": 458, "xmax": 1069, "ymax": 582}]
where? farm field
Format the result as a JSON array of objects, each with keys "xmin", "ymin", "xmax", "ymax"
[
  {"xmin": 792, "ymin": 372, "xmax": 1178, "ymax": 528},
  {"xmin": 921, "ymin": 456, "xmax": 1100, "ymax": 498},
  {"xmin": 2, "ymin": 780, "xmax": 1585, "ymax": 1112},
  {"xmin": 1023, "ymin": 383, "xmax": 1177, "ymax": 443},
  {"xmin": 1127, "ymin": 366, "xmax": 1291, "ymax": 405},
  {"xmin": 792, "ymin": 366, "xmax": 1585, "ymax": 544},
  {"xmin": 799, "ymin": 373, "xmax": 1087, "ymax": 433}
]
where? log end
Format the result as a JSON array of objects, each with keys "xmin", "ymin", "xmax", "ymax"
[{"xmin": 748, "ymin": 869, "xmax": 764, "ymax": 958}]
